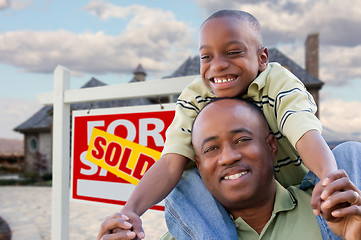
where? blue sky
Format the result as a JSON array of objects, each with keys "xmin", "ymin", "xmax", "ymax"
[{"xmin": 1, "ymin": 0, "xmax": 361, "ymax": 140}]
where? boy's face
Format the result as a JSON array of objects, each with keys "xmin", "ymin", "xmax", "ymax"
[{"xmin": 199, "ymin": 17, "xmax": 268, "ymax": 97}]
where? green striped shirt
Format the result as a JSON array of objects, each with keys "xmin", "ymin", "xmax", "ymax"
[{"xmin": 162, "ymin": 62, "xmax": 322, "ymax": 187}]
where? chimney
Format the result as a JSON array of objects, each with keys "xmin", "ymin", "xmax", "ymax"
[
  {"xmin": 133, "ymin": 64, "xmax": 147, "ymax": 82},
  {"xmin": 305, "ymin": 33, "xmax": 319, "ymax": 78}
]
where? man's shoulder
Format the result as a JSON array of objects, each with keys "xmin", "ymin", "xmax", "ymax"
[{"xmin": 286, "ymin": 185, "xmax": 312, "ymax": 203}]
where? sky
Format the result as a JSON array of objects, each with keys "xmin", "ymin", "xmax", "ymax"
[{"xmin": 1, "ymin": 0, "xmax": 360, "ymax": 140}]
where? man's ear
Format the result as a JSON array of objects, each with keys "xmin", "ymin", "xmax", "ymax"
[
  {"xmin": 266, "ymin": 133, "xmax": 278, "ymax": 159},
  {"xmin": 195, "ymin": 156, "xmax": 200, "ymax": 169},
  {"xmin": 258, "ymin": 47, "xmax": 269, "ymax": 71}
]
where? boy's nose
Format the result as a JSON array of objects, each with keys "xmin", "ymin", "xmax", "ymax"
[
  {"xmin": 218, "ymin": 143, "xmax": 241, "ymax": 166},
  {"xmin": 211, "ymin": 56, "xmax": 229, "ymax": 72}
]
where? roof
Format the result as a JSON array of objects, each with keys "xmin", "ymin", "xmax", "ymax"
[
  {"xmin": 268, "ymin": 48, "xmax": 323, "ymax": 87},
  {"xmin": 14, "ymin": 77, "xmax": 152, "ymax": 133},
  {"xmin": 166, "ymin": 48, "xmax": 324, "ymax": 87},
  {"xmin": 165, "ymin": 56, "xmax": 200, "ymax": 78},
  {"xmin": 14, "ymin": 105, "xmax": 53, "ymax": 133},
  {"xmin": 133, "ymin": 64, "xmax": 147, "ymax": 76}
]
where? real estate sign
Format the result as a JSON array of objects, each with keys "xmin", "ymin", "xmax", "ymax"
[{"xmin": 71, "ymin": 104, "xmax": 175, "ymax": 211}]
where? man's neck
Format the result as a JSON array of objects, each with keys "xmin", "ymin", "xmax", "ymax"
[{"xmin": 230, "ymin": 184, "xmax": 276, "ymax": 235}]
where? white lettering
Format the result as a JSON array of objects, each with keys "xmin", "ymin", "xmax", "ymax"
[
  {"xmin": 80, "ymin": 151, "xmax": 98, "ymax": 175},
  {"xmin": 107, "ymin": 119, "xmax": 136, "ymax": 141},
  {"xmin": 87, "ymin": 121, "xmax": 105, "ymax": 145},
  {"xmin": 139, "ymin": 118, "xmax": 165, "ymax": 146}
]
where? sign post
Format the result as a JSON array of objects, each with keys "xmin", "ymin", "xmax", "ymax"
[{"xmin": 52, "ymin": 66, "xmax": 71, "ymax": 240}]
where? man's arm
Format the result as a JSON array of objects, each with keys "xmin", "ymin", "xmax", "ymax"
[{"xmin": 318, "ymin": 170, "xmax": 361, "ymax": 240}]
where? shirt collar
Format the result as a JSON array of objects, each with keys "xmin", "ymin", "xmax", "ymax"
[
  {"xmin": 232, "ymin": 180, "xmax": 297, "ymax": 225},
  {"xmin": 245, "ymin": 63, "xmax": 272, "ymax": 97},
  {"xmin": 273, "ymin": 181, "xmax": 297, "ymax": 213}
]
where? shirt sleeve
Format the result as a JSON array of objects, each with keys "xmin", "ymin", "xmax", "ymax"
[
  {"xmin": 274, "ymin": 76, "xmax": 322, "ymax": 148},
  {"xmin": 161, "ymin": 77, "xmax": 214, "ymax": 161}
]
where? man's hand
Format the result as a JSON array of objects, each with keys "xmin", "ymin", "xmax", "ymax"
[
  {"xmin": 318, "ymin": 170, "xmax": 361, "ymax": 240},
  {"xmin": 96, "ymin": 212, "xmax": 145, "ymax": 240}
]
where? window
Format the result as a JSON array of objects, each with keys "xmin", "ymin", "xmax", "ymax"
[{"xmin": 29, "ymin": 137, "xmax": 38, "ymax": 152}]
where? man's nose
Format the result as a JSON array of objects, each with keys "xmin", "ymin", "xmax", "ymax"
[
  {"xmin": 211, "ymin": 56, "xmax": 229, "ymax": 72},
  {"xmin": 218, "ymin": 143, "xmax": 241, "ymax": 165}
]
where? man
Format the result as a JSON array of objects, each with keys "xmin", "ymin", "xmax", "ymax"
[{"xmin": 97, "ymin": 98, "xmax": 361, "ymax": 240}]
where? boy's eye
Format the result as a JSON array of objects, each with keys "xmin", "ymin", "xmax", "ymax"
[
  {"xmin": 227, "ymin": 50, "xmax": 244, "ymax": 56},
  {"xmin": 200, "ymin": 55, "xmax": 210, "ymax": 61}
]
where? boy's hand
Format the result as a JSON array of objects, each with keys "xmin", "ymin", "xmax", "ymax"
[
  {"xmin": 318, "ymin": 170, "xmax": 361, "ymax": 239},
  {"xmin": 96, "ymin": 212, "xmax": 145, "ymax": 240},
  {"xmin": 310, "ymin": 180, "xmax": 325, "ymax": 217},
  {"xmin": 120, "ymin": 208, "xmax": 145, "ymax": 239}
]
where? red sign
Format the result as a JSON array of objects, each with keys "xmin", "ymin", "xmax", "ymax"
[{"xmin": 71, "ymin": 104, "xmax": 175, "ymax": 211}]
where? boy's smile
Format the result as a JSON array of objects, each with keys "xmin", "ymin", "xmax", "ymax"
[{"xmin": 199, "ymin": 16, "xmax": 268, "ymax": 98}]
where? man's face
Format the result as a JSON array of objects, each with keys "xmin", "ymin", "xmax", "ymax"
[
  {"xmin": 199, "ymin": 17, "xmax": 268, "ymax": 98},
  {"xmin": 192, "ymin": 99, "xmax": 277, "ymax": 213}
]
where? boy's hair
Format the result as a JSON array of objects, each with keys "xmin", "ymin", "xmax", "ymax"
[{"xmin": 202, "ymin": 10, "xmax": 263, "ymax": 46}]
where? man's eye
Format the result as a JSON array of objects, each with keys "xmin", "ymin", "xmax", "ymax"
[
  {"xmin": 235, "ymin": 137, "xmax": 251, "ymax": 144},
  {"xmin": 204, "ymin": 146, "xmax": 217, "ymax": 154}
]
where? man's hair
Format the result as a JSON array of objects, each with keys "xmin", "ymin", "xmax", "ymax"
[
  {"xmin": 192, "ymin": 97, "xmax": 270, "ymax": 135},
  {"xmin": 202, "ymin": 10, "xmax": 263, "ymax": 46}
]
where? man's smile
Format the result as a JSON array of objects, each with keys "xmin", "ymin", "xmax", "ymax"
[
  {"xmin": 223, "ymin": 170, "xmax": 248, "ymax": 180},
  {"xmin": 220, "ymin": 166, "xmax": 250, "ymax": 182}
]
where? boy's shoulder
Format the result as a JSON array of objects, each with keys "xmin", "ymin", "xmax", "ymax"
[
  {"xmin": 180, "ymin": 76, "xmax": 215, "ymax": 100},
  {"xmin": 247, "ymin": 62, "xmax": 306, "ymax": 98},
  {"xmin": 267, "ymin": 62, "xmax": 304, "ymax": 84}
]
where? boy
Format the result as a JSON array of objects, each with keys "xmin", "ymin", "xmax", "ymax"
[{"xmin": 99, "ymin": 10, "xmax": 338, "ymax": 239}]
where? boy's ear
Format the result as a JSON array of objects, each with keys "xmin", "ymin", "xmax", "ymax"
[{"xmin": 258, "ymin": 47, "xmax": 269, "ymax": 71}]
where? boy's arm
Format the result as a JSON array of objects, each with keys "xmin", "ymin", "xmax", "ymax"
[
  {"xmin": 120, "ymin": 153, "xmax": 189, "ymax": 239},
  {"xmin": 296, "ymin": 130, "xmax": 338, "ymax": 216},
  {"xmin": 296, "ymin": 130, "xmax": 337, "ymax": 180}
]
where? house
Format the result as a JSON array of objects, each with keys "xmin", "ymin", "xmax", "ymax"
[
  {"xmin": 14, "ymin": 64, "xmax": 152, "ymax": 175},
  {"xmin": 15, "ymin": 33, "xmax": 325, "ymax": 175}
]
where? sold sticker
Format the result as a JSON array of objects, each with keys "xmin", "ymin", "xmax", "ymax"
[{"xmin": 86, "ymin": 128, "xmax": 161, "ymax": 186}]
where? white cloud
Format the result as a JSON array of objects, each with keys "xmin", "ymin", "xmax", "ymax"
[
  {"xmin": 275, "ymin": 42, "xmax": 361, "ymax": 86},
  {"xmin": 320, "ymin": 98, "xmax": 361, "ymax": 139},
  {"xmin": 319, "ymin": 45, "xmax": 361, "ymax": 86},
  {"xmin": 11, "ymin": 0, "xmax": 32, "ymax": 10},
  {"xmin": 0, "ymin": 0, "xmax": 10, "ymax": 9},
  {"xmin": 0, "ymin": 3, "xmax": 195, "ymax": 77},
  {"xmin": 193, "ymin": 0, "xmax": 361, "ymax": 87},
  {"xmin": 0, "ymin": 98, "xmax": 42, "ymax": 139},
  {"xmin": 0, "ymin": 0, "xmax": 32, "ymax": 10},
  {"xmin": 195, "ymin": 0, "xmax": 361, "ymax": 47}
]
